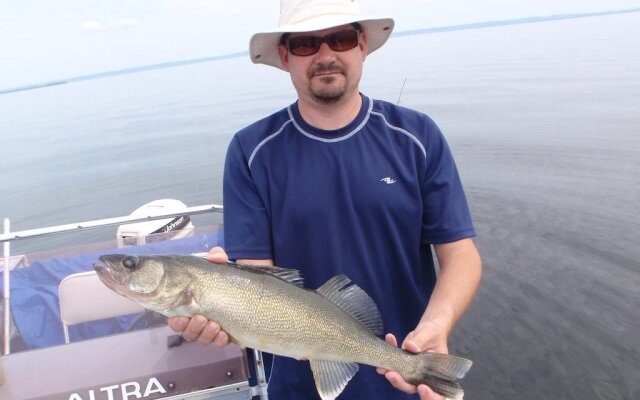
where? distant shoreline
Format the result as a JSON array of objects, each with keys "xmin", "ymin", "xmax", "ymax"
[
  {"xmin": 393, "ymin": 7, "xmax": 640, "ymax": 37},
  {"xmin": 2, "ymin": 7, "xmax": 639, "ymax": 96}
]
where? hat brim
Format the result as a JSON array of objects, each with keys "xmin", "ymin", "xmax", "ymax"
[{"xmin": 249, "ymin": 17, "xmax": 394, "ymax": 70}]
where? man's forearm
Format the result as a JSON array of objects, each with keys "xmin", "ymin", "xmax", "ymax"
[{"xmin": 421, "ymin": 238, "xmax": 482, "ymax": 335}]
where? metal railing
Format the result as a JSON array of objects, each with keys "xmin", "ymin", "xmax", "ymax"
[{"xmin": 0, "ymin": 204, "xmax": 223, "ymax": 243}]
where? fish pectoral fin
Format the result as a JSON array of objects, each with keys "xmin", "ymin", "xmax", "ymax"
[
  {"xmin": 309, "ymin": 360, "xmax": 359, "ymax": 400},
  {"xmin": 166, "ymin": 282, "xmax": 196, "ymax": 309}
]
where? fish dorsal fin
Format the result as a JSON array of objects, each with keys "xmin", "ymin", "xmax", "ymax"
[
  {"xmin": 316, "ymin": 275, "xmax": 383, "ymax": 336},
  {"xmin": 225, "ymin": 262, "xmax": 304, "ymax": 288},
  {"xmin": 309, "ymin": 360, "xmax": 359, "ymax": 400}
]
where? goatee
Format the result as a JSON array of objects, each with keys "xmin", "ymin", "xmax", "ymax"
[{"xmin": 309, "ymin": 63, "xmax": 347, "ymax": 104}]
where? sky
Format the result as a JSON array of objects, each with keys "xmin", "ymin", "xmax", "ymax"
[{"xmin": 1, "ymin": 0, "xmax": 639, "ymax": 89}]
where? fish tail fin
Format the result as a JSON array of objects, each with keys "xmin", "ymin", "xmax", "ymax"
[{"xmin": 404, "ymin": 352, "xmax": 472, "ymax": 400}]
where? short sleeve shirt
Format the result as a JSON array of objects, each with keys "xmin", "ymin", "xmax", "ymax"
[{"xmin": 223, "ymin": 94, "xmax": 475, "ymax": 400}]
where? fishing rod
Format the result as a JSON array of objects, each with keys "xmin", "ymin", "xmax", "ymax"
[{"xmin": 396, "ymin": 78, "xmax": 407, "ymax": 105}]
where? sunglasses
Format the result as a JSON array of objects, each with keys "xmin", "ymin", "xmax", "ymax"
[{"xmin": 285, "ymin": 30, "xmax": 360, "ymax": 57}]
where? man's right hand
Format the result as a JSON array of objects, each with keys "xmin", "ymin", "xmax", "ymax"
[
  {"xmin": 168, "ymin": 315, "xmax": 230, "ymax": 346},
  {"xmin": 167, "ymin": 246, "xmax": 231, "ymax": 346}
]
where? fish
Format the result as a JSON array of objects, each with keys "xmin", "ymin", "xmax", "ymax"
[{"xmin": 94, "ymin": 254, "xmax": 472, "ymax": 400}]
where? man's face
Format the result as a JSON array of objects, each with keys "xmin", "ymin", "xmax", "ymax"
[{"xmin": 278, "ymin": 24, "xmax": 368, "ymax": 105}]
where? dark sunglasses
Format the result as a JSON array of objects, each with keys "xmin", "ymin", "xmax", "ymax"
[{"xmin": 285, "ymin": 30, "xmax": 360, "ymax": 57}]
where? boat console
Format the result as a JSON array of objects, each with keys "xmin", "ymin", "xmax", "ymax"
[{"xmin": 0, "ymin": 326, "xmax": 251, "ymax": 400}]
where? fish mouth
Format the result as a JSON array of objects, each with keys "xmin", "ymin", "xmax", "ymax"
[
  {"xmin": 93, "ymin": 259, "xmax": 108, "ymax": 274},
  {"xmin": 93, "ymin": 260, "xmax": 125, "ymax": 288}
]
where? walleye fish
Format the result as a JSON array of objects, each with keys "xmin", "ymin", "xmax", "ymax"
[{"xmin": 94, "ymin": 254, "xmax": 472, "ymax": 400}]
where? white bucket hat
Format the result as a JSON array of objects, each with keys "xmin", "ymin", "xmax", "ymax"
[{"xmin": 250, "ymin": 0, "xmax": 395, "ymax": 70}]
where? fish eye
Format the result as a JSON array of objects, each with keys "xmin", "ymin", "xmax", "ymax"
[{"xmin": 122, "ymin": 255, "xmax": 139, "ymax": 269}]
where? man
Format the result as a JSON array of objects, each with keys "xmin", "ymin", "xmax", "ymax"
[{"xmin": 169, "ymin": 1, "xmax": 482, "ymax": 399}]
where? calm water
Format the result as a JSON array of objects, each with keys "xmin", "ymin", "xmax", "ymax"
[{"xmin": 1, "ymin": 12, "xmax": 639, "ymax": 400}]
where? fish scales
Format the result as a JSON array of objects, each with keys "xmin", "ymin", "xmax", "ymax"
[
  {"xmin": 94, "ymin": 254, "xmax": 472, "ymax": 400},
  {"xmin": 192, "ymin": 263, "xmax": 382, "ymax": 361}
]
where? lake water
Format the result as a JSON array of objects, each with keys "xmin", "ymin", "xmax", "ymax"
[{"xmin": 1, "ymin": 11, "xmax": 639, "ymax": 400}]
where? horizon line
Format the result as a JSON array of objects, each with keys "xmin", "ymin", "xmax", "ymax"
[{"xmin": 2, "ymin": 7, "xmax": 639, "ymax": 96}]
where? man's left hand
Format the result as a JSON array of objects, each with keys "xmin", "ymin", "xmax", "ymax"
[{"xmin": 376, "ymin": 322, "xmax": 449, "ymax": 400}]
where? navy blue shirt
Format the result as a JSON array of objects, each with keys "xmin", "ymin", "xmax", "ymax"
[{"xmin": 223, "ymin": 94, "xmax": 475, "ymax": 400}]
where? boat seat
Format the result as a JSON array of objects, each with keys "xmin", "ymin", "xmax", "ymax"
[{"xmin": 58, "ymin": 270, "xmax": 145, "ymax": 343}]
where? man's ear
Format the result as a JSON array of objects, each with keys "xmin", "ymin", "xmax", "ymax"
[
  {"xmin": 278, "ymin": 44, "xmax": 290, "ymax": 71},
  {"xmin": 359, "ymin": 30, "xmax": 368, "ymax": 62}
]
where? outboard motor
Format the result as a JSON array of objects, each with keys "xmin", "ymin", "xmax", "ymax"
[{"xmin": 117, "ymin": 199, "xmax": 194, "ymax": 247}]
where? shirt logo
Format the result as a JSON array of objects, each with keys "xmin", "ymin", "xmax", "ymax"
[{"xmin": 380, "ymin": 177, "xmax": 397, "ymax": 184}]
